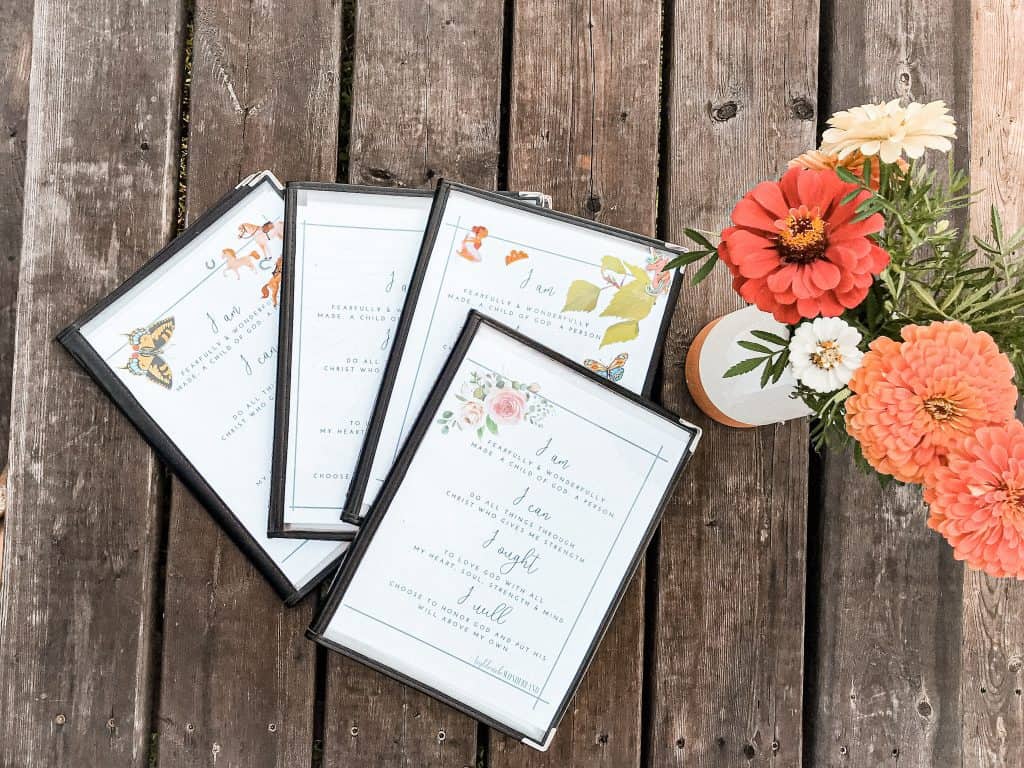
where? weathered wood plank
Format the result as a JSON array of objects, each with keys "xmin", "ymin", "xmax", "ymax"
[
  {"xmin": 0, "ymin": 0, "xmax": 34, "ymax": 580},
  {"xmin": 809, "ymin": 2, "xmax": 971, "ymax": 765},
  {"xmin": 346, "ymin": 0, "xmax": 502, "ymax": 190},
  {"xmin": 321, "ymin": 2, "xmax": 501, "ymax": 764},
  {"xmin": 154, "ymin": 2, "xmax": 341, "ymax": 765},
  {"xmin": 649, "ymin": 3, "xmax": 816, "ymax": 765},
  {"xmin": 0, "ymin": 1, "xmax": 184, "ymax": 765},
  {"xmin": 488, "ymin": 1, "xmax": 662, "ymax": 764},
  {"xmin": 961, "ymin": 2, "xmax": 1024, "ymax": 765}
]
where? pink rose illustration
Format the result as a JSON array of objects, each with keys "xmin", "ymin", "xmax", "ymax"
[
  {"xmin": 485, "ymin": 387, "xmax": 527, "ymax": 426},
  {"xmin": 458, "ymin": 400, "xmax": 485, "ymax": 428}
]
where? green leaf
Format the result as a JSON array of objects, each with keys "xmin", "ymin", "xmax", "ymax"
[
  {"xmin": 683, "ymin": 228, "xmax": 717, "ymax": 251},
  {"xmin": 600, "ymin": 278, "xmax": 656, "ymax": 321},
  {"xmin": 600, "ymin": 319, "xmax": 641, "ymax": 347},
  {"xmin": 664, "ymin": 249, "xmax": 713, "ymax": 270},
  {"xmin": 562, "ymin": 280, "xmax": 602, "ymax": 312},
  {"xmin": 723, "ymin": 356, "xmax": 767, "ymax": 378},
  {"xmin": 750, "ymin": 329, "xmax": 790, "ymax": 346},
  {"xmin": 441, "ymin": 410, "xmax": 453, "ymax": 419},
  {"xmin": 835, "ymin": 166, "xmax": 860, "ymax": 184},
  {"xmin": 485, "ymin": 415, "xmax": 498, "ymax": 435},
  {"xmin": 738, "ymin": 340, "xmax": 773, "ymax": 354},
  {"xmin": 908, "ymin": 280, "xmax": 944, "ymax": 315},
  {"xmin": 691, "ymin": 254, "xmax": 719, "ymax": 285},
  {"xmin": 601, "ymin": 255, "xmax": 627, "ymax": 274},
  {"xmin": 477, "ymin": 427, "xmax": 485, "ymax": 440}
]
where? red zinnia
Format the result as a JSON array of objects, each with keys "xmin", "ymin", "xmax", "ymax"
[{"xmin": 718, "ymin": 167, "xmax": 890, "ymax": 324}]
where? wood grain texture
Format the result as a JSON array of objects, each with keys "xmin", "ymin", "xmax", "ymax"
[
  {"xmin": 0, "ymin": 0, "xmax": 33, "ymax": 581},
  {"xmin": 961, "ymin": 2, "xmax": 1024, "ymax": 765},
  {"xmin": 488, "ymin": 1, "xmax": 662, "ymax": 764},
  {"xmin": 649, "ymin": 2, "xmax": 816, "ymax": 765},
  {"xmin": 319, "ymin": 2, "xmax": 501, "ymax": 765},
  {"xmin": 0, "ymin": 0, "xmax": 32, "ymax": 463},
  {"xmin": 346, "ymin": 0, "xmax": 503, "ymax": 190},
  {"xmin": 810, "ymin": 456, "xmax": 963, "ymax": 766},
  {"xmin": 809, "ymin": 1, "xmax": 972, "ymax": 765},
  {"xmin": 154, "ymin": 2, "xmax": 341, "ymax": 766},
  {"xmin": 0, "ymin": 1, "xmax": 184, "ymax": 766}
]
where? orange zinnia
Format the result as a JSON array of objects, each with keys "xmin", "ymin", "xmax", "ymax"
[
  {"xmin": 718, "ymin": 167, "xmax": 890, "ymax": 324},
  {"xmin": 925, "ymin": 420, "xmax": 1024, "ymax": 579},
  {"xmin": 788, "ymin": 148, "xmax": 908, "ymax": 189},
  {"xmin": 845, "ymin": 321, "xmax": 1018, "ymax": 484}
]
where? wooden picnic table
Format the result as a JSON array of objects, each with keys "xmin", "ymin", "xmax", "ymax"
[{"xmin": 0, "ymin": 0, "xmax": 1021, "ymax": 766}]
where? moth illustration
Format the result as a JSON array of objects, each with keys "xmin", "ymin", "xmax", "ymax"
[
  {"xmin": 123, "ymin": 317, "xmax": 175, "ymax": 389},
  {"xmin": 457, "ymin": 225, "xmax": 488, "ymax": 262},
  {"xmin": 583, "ymin": 352, "xmax": 628, "ymax": 383},
  {"xmin": 505, "ymin": 249, "xmax": 529, "ymax": 266}
]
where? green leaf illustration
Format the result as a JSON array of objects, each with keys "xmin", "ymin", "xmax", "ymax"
[
  {"xmin": 626, "ymin": 262, "xmax": 649, "ymax": 284},
  {"xmin": 600, "ymin": 278, "xmax": 656, "ymax": 321},
  {"xmin": 601, "ymin": 255, "xmax": 627, "ymax": 274},
  {"xmin": 486, "ymin": 415, "xmax": 499, "ymax": 435},
  {"xmin": 562, "ymin": 279, "xmax": 602, "ymax": 312},
  {"xmin": 601, "ymin": 319, "xmax": 640, "ymax": 347}
]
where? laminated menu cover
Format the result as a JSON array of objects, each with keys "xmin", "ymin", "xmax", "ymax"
[
  {"xmin": 57, "ymin": 171, "xmax": 348, "ymax": 604},
  {"xmin": 343, "ymin": 180, "xmax": 687, "ymax": 524},
  {"xmin": 268, "ymin": 183, "xmax": 551, "ymax": 539},
  {"xmin": 309, "ymin": 312, "xmax": 701, "ymax": 749}
]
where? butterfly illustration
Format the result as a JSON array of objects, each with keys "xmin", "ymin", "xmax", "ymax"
[
  {"xmin": 584, "ymin": 353, "xmax": 628, "ymax": 382},
  {"xmin": 123, "ymin": 317, "xmax": 175, "ymax": 389},
  {"xmin": 505, "ymin": 249, "xmax": 529, "ymax": 266}
]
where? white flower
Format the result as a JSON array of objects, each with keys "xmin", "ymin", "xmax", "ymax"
[
  {"xmin": 819, "ymin": 99, "xmax": 956, "ymax": 164},
  {"xmin": 788, "ymin": 317, "xmax": 864, "ymax": 393}
]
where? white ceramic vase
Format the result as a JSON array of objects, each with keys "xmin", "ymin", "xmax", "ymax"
[{"xmin": 685, "ymin": 305, "xmax": 812, "ymax": 427}]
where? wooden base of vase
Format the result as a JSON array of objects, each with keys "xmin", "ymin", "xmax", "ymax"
[{"xmin": 685, "ymin": 317, "xmax": 755, "ymax": 429}]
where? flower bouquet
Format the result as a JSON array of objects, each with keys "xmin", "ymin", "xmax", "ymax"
[{"xmin": 669, "ymin": 100, "xmax": 1024, "ymax": 579}]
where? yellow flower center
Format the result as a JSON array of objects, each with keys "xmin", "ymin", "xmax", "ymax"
[
  {"xmin": 811, "ymin": 340, "xmax": 844, "ymax": 371},
  {"xmin": 776, "ymin": 205, "xmax": 828, "ymax": 264},
  {"xmin": 923, "ymin": 396, "xmax": 962, "ymax": 422}
]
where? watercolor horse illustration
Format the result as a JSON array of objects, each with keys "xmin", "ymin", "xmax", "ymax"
[
  {"xmin": 261, "ymin": 257, "xmax": 283, "ymax": 307},
  {"xmin": 238, "ymin": 220, "xmax": 284, "ymax": 259},
  {"xmin": 221, "ymin": 248, "xmax": 260, "ymax": 279}
]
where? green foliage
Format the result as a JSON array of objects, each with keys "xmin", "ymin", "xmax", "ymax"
[
  {"xmin": 724, "ymin": 330, "xmax": 791, "ymax": 387},
  {"xmin": 807, "ymin": 159, "xmax": 1024, "ymax": 449},
  {"xmin": 664, "ymin": 228, "xmax": 720, "ymax": 284}
]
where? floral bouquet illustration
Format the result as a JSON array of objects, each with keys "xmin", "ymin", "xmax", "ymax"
[
  {"xmin": 562, "ymin": 249, "xmax": 673, "ymax": 347},
  {"xmin": 437, "ymin": 369, "xmax": 552, "ymax": 439}
]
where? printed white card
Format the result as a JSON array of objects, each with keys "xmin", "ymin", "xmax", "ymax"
[
  {"xmin": 77, "ymin": 177, "xmax": 347, "ymax": 592},
  {"xmin": 354, "ymin": 184, "xmax": 681, "ymax": 519},
  {"xmin": 318, "ymin": 319, "xmax": 699, "ymax": 745},
  {"xmin": 277, "ymin": 187, "xmax": 432, "ymax": 534}
]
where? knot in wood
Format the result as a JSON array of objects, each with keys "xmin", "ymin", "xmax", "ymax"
[
  {"xmin": 709, "ymin": 101, "xmax": 738, "ymax": 122},
  {"xmin": 790, "ymin": 97, "xmax": 815, "ymax": 120}
]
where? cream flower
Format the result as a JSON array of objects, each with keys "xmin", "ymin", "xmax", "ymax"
[
  {"xmin": 789, "ymin": 317, "xmax": 864, "ymax": 393},
  {"xmin": 820, "ymin": 99, "xmax": 956, "ymax": 164}
]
